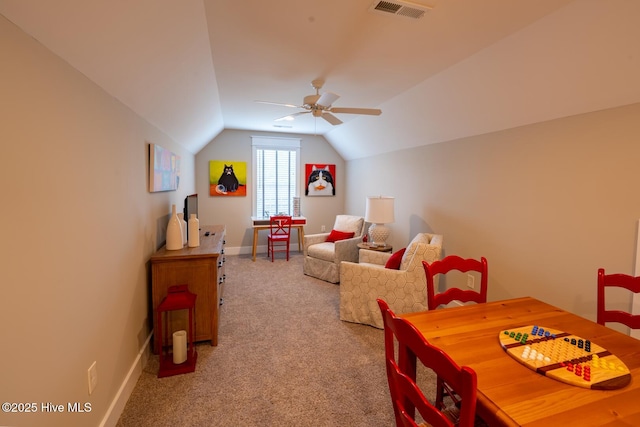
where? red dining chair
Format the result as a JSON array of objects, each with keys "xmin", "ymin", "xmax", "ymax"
[
  {"xmin": 597, "ymin": 268, "xmax": 640, "ymax": 329},
  {"xmin": 377, "ymin": 299, "xmax": 478, "ymax": 427},
  {"xmin": 422, "ymin": 255, "xmax": 487, "ymax": 410},
  {"xmin": 267, "ymin": 215, "xmax": 292, "ymax": 262},
  {"xmin": 423, "ymin": 256, "xmax": 488, "ymax": 311}
]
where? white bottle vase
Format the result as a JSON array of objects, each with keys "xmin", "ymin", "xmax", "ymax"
[
  {"xmin": 177, "ymin": 212, "xmax": 187, "ymax": 246},
  {"xmin": 188, "ymin": 214, "xmax": 200, "ymax": 248},
  {"xmin": 166, "ymin": 204, "xmax": 183, "ymax": 250}
]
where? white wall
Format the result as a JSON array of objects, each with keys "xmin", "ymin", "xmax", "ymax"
[
  {"xmin": 195, "ymin": 129, "xmax": 345, "ymax": 254},
  {"xmin": 328, "ymin": 0, "xmax": 640, "ymax": 162},
  {"xmin": 0, "ymin": 15, "xmax": 195, "ymax": 427},
  {"xmin": 345, "ymin": 102, "xmax": 640, "ymax": 331}
]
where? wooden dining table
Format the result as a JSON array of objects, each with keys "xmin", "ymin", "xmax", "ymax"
[{"xmin": 401, "ymin": 297, "xmax": 640, "ymax": 426}]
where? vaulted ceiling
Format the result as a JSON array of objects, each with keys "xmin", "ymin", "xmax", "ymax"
[{"xmin": 2, "ymin": 0, "xmax": 639, "ymax": 160}]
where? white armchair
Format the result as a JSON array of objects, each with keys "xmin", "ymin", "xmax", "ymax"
[
  {"xmin": 303, "ymin": 215, "xmax": 366, "ymax": 283},
  {"xmin": 339, "ymin": 233, "xmax": 443, "ymax": 328}
]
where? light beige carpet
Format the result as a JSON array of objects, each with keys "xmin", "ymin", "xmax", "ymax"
[{"xmin": 117, "ymin": 252, "xmax": 436, "ymax": 426}]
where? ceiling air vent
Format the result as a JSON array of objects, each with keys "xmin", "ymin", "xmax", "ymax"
[{"xmin": 369, "ymin": 0, "xmax": 432, "ymax": 20}]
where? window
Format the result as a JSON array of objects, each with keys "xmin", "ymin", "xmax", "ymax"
[{"xmin": 252, "ymin": 136, "xmax": 300, "ymax": 218}]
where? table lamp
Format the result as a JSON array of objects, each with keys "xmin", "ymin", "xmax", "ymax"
[{"xmin": 365, "ymin": 196, "xmax": 395, "ymax": 247}]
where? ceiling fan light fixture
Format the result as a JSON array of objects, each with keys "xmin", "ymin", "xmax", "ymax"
[{"xmin": 259, "ymin": 80, "xmax": 382, "ymax": 126}]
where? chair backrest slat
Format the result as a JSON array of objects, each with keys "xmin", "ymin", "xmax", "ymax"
[
  {"xmin": 423, "ymin": 255, "xmax": 488, "ymax": 310},
  {"xmin": 597, "ymin": 268, "xmax": 640, "ymax": 329},
  {"xmin": 269, "ymin": 215, "xmax": 292, "ymax": 235}
]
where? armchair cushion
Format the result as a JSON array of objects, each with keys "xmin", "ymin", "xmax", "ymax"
[
  {"xmin": 307, "ymin": 242, "xmax": 336, "ymax": 262},
  {"xmin": 400, "ymin": 233, "xmax": 433, "ymax": 271},
  {"xmin": 334, "ymin": 215, "xmax": 364, "ymax": 234},
  {"xmin": 359, "ymin": 248, "xmax": 392, "ymax": 265},
  {"xmin": 384, "ymin": 248, "xmax": 406, "ymax": 270},
  {"xmin": 326, "ymin": 229, "xmax": 355, "ymax": 243}
]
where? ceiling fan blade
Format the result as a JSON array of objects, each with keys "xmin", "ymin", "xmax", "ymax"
[
  {"xmin": 328, "ymin": 107, "xmax": 382, "ymax": 116},
  {"xmin": 274, "ymin": 111, "xmax": 309, "ymax": 121},
  {"xmin": 316, "ymin": 91, "xmax": 340, "ymax": 108},
  {"xmin": 322, "ymin": 112, "xmax": 343, "ymax": 126},
  {"xmin": 255, "ymin": 100, "xmax": 302, "ymax": 109}
]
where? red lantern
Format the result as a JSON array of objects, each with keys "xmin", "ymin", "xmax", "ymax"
[{"xmin": 155, "ymin": 285, "xmax": 197, "ymax": 378}]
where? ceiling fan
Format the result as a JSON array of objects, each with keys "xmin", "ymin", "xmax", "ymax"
[{"xmin": 256, "ymin": 79, "xmax": 382, "ymax": 126}]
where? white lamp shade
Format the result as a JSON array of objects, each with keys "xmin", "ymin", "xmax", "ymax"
[{"xmin": 365, "ymin": 196, "xmax": 395, "ymax": 224}]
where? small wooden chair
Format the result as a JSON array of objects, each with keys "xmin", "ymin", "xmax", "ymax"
[
  {"xmin": 267, "ymin": 215, "xmax": 292, "ymax": 261},
  {"xmin": 597, "ymin": 268, "xmax": 640, "ymax": 329},
  {"xmin": 377, "ymin": 299, "xmax": 478, "ymax": 427}
]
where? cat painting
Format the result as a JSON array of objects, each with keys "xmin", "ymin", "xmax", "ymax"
[
  {"xmin": 306, "ymin": 165, "xmax": 335, "ymax": 196},
  {"xmin": 217, "ymin": 164, "xmax": 239, "ymax": 194},
  {"xmin": 209, "ymin": 160, "xmax": 246, "ymax": 197}
]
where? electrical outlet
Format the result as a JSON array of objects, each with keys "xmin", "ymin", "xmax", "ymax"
[
  {"xmin": 321, "ymin": 225, "xmax": 326, "ymax": 232},
  {"xmin": 87, "ymin": 361, "xmax": 98, "ymax": 395},
  {"xmin": 467, "ymin": 274, "xmax": 475, "ymax": 289}
]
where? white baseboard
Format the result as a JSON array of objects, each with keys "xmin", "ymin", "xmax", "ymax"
[
  {"xmin": 224, "ymin": 245, "xmax": 268, "ymax": 256},
  {"xmin": 224, "ymin": 245, "xmax": 306, "ymax": 257},
  {"xmin": 99, "ymin": 331, "xmax": 153, "ymax": 427},
  {"xmin": 224, "ymin": 245, "xmax": 251, "ymax": 255}
]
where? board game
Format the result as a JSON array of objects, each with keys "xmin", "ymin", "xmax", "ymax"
[{"xmin": 499, "ymin": 325, "xmax": 631, "ymax": 390}]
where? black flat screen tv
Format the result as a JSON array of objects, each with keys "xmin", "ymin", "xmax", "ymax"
[{"xmin": 184, "ymin": 194, "xmax": 198, "ymax": 239}]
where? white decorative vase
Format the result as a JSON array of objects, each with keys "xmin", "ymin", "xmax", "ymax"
[
  {"xmin": 166, "ymin": 204, "xmax": 183, "ymax": 250},
  {"xmin": 177, "ymin": 212, "xmax": 187, "ymax": 246},
  {"xmin": 188, "ymin": 214, "xmax": 200, "ymax": 248}
]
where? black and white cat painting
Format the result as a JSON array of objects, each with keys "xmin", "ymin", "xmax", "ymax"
[
  {"xmin": 306, "ymin": 165, "xmax": 335, "ymax": 196},
  {"xmin": 217, "ymin": 164, "xmax": 239, "ymax": 194}
]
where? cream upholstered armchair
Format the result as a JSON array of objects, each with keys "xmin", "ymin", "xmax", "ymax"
[
  {"xmin": 339, "ymin": 233, "xmax": 443, "ymax": 328},
  {"xmin": 303, "ymin": 215, "xmax": 366, "ymax": 283}
]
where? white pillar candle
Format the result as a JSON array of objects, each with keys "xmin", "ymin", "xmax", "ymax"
[{"xmin": 172, "ymin": 330, "xmax": 187, "ymax": 364}]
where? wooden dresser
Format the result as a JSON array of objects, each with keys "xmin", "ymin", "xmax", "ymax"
[{"xmin": 151, "ymin": 225, "xmax": 226, "ymax": 353}]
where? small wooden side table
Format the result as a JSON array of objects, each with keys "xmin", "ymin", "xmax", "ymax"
[{"xmin": 357, "ymin": 243, "xmax": 393, "ymax": 253}]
